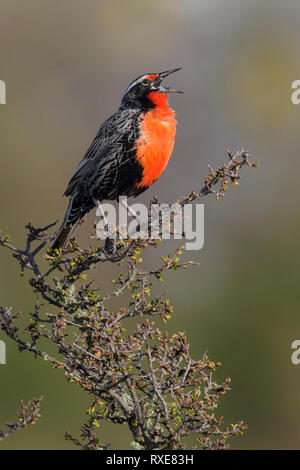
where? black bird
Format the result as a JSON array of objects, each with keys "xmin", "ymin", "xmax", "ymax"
[{"xmin": 51, "ymin": 68, "xmax": 182, "ymax": 250}]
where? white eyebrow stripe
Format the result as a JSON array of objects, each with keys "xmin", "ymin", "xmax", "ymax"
[{"xmin": 124, "ymin": 75, "xmax": 150, "ymax": 94}]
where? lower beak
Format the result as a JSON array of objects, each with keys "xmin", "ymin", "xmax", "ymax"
[{"xmin": 158, "ymin": 85, "xmax": 184, "ymax": 94}]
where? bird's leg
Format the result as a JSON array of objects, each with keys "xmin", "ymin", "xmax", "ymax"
[
  {"xmin": 93, "ymin": 199, "xmax": 109, "ymax": 231},
  {"xmin": 120, "ymin": 198, "xmax": 138, "ymax": 219},
  {"xmin": 120, "ymin": 198, "xmax": 141, "ymax": 232},
  {"xmin": 93, "ymin": 199, "xmax": 117, "ymax": 253}
]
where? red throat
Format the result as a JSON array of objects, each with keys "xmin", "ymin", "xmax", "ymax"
[
  {"xmin": 135, "ymin": 92, "xmax": 177, "ymax": 189},
  {"xmin": 147, "ymin": 91, "xmax": 169, "ymax": 109}
]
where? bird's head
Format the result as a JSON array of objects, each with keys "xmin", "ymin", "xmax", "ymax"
[{"xmin": 120, "ymin": 68, "xmax": 182, "ymax": 110}]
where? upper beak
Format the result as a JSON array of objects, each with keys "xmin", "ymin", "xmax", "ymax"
[
  {"xmin": 157, "ymin": 67, "xmax": 183, "ymax": 94},
  {"xmin": 159, "ymin": 67, "xmax": 182, "ymax": 79}
]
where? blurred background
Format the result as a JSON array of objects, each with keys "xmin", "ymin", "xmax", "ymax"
[{"xmin": 0, "ymin": 0, "xmax": 299, "ymax": 450}]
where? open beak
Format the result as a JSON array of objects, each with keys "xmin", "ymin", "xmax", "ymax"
[
  {"xmin": 157, "ymin": 67, "xmax": 183, "ymax": 94},
  {"xmin": 159, "ymin": 67, "xmax": 182, "ymax": 79}
]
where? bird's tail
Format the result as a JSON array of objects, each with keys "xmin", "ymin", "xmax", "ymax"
[
  {"xmin": 51, "ymin": 224, "xmax": 74, "ymax": 250},
  {"xmin": 51, "ymin": 194, "xmax": 95, "ymax": 250},
  {"xmin": 51, "ymin": 196, "xmax": 80, "ymax": 250}
]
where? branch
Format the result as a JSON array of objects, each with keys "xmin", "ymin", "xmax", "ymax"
[
  {"xmin": 0, "ymin": 147, "xmax": 256, "ymax": 450},
  {"xmin": 0, "ymin": 397, "xmax": 42, "ymax": 441}
]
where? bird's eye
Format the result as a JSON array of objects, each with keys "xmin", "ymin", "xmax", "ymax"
[{"xmin": 141, "ymin": 79, "xmax": 150, "ymax": 86}]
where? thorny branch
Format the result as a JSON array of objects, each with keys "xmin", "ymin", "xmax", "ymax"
[
  {"xmin": 0, "ymin": 149, "xmax": 257, "ymax": 449},
  {"xmin": 0, "ymin": 397, "xmax": 42, "ymax": 442}
]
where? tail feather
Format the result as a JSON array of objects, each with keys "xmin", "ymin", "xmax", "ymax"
[
  {"xmin": 51, "ymin": 194, "xmax": 94, "ymax": 250},
  {"xmin": 51, "ymin": 195, "xmax": 80, "ymax": 250},
  {"xmin": 51, "ymin": 224, "xmax": 73, "ymax": 250}
]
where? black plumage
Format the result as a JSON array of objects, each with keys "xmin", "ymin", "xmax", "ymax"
[
  {"xmin": 51, "ymin": 109, "xmax": 146, "ymax": 249},
  {"xmin": 51, "ymin": 69, "xmax": 181, "ymax": 250}
]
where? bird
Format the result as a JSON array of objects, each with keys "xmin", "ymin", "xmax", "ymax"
[{"xmin": 51, "ymin": 68, "xmax": 182, "ymax": 250}]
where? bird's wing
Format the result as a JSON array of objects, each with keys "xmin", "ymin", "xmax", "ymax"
[{"xmin": 64, "ymin": 109, "xmax": 139, "ymax": 198}]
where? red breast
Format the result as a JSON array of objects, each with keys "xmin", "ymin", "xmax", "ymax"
[{"xmin": 135, "ymin": 92, "xmax": 177, "ymax": 188}]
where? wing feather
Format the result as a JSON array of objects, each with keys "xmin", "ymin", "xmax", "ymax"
[{"xmin": 64, "ymin": 109, "xmax": 140, "ymax": 199}]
